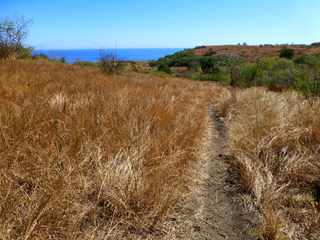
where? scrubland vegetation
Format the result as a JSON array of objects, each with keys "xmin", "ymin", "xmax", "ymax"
[
  {"xmin": 155, "ymin": 46, "xmax": 320, "ymax": 97},
  {"xmin": 216, "ymin": 87, "xmax": 320, "ymax": 239},
  {"xmin": 0, "ymin": 60, "xmax": 217, "ymax": 239}
]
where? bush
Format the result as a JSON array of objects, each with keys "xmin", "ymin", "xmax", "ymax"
[
  {"xmin": 254, "ymin": 57, "xmax": 296, "ymax": 89},
  {"xmin": 158, "ymin": 63, "xmax": 172, "ymax": 74},
  {"xmin": 99, "ymin": 52, "xmax": 123, "ymax": 74},
  {"xmin": 17, "ymin": 46, "xmax": 33, "ymax": 59},
  {"xmin": 199, "ymin": 57, "xmax": 219, "ymax": 74},
  {"xmin": 279, "ymin": 47, "xmax": 295, "ymax": 59},
  {"xmin": 295, "ymin": 54, "xmax": 320, "ymax": 66},
  {"xmin": 238, "ymin": 63, "xmax": 258, "ymax": 87}
]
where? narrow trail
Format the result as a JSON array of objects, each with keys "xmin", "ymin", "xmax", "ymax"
[
  {"xmin": 168, "ymin": 106, "xmax": 255, "ymax": 240},
  {"xmin": 200, "ymin": 106, "xmax": 255, "ymax": 240}
]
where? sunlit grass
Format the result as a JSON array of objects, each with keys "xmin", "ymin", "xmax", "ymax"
[
  {"xmin": 0, "ymin": 60, "xmax": 215, "ymax": 239},
  {"xmin": 219, "ymin": 87, "xmax": 320, "ymax": 239}
]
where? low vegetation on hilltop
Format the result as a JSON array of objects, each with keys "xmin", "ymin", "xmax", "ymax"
[{"xmin": 154, "ymin": 46, "xmax": 320, "ymax": 96}]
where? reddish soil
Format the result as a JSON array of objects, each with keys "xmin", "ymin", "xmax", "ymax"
[{"xmin": 194, "ymin": 45, "xmax": 320, "ymax": 61}]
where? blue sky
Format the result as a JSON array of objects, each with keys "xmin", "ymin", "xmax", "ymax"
[{"xmin": 1, "ymin": 0, "xmax": 319, "ymax": 49}]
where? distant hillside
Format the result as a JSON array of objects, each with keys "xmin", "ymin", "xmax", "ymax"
[
  {"xmin": 193, "ymin": 44, "xmax": 320, "ymax": 61},
  {"xmin": 154, "ymin": 44, "xmax": 320, "ymax": 95}
]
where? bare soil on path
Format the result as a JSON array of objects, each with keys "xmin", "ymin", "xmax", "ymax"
[{"xmin": 166, "ymin": 106, "xmax": 256, "ymax": 240}]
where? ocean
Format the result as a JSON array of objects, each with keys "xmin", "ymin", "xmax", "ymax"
[{"xmin": 33, "ymin": 48, "xmax": 182, "ymax": 63}]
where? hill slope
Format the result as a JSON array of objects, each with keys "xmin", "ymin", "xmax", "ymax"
[{"xmin": 193, "ymin": 44, "xmax": 320, "ymax": 61}]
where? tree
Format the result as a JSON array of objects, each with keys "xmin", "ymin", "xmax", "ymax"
[{"xmin": 0, "ymin": 17, "xmax": 32, "ymax": 59}]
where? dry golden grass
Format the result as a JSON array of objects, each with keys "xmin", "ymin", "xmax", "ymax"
[
  {"xmin": 4, "ymin": 59, "xmax": 318, "ymax": 240},
  {"xmin": 221, "ymin": 87, "xmax": 320, "ymax": 239},
  {"xmin": 0, "ymin": 60, "xmax": 216, "ymax": 239}
]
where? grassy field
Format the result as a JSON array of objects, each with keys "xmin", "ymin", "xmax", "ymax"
[
  {"xmin": 1, "ymin": 59, "xmax": 320, "ymax": 240},
  {"xmin": 216, "ymin": 87, "xmax": 320, "ymax": 239},
  {"xmin": 0, "ymin": 60, "xmax": 217, "ymax": 239}
]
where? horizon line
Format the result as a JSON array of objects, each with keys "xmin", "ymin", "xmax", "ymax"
[
  {"xmin": 32, "ymin": 42, "xmax": 320, "ymax": 51},
  {"xmin": 33, "ymin": 47, "xmax": 187, "ymax": 51}
]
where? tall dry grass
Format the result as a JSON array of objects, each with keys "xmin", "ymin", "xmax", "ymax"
[
  {"xmin": 0, "ymin": 60, "xmax": 215, "ymax": 239},
  {"xmin": 222, "ymin": 87, "xmax": 320, "ymax": 239}
]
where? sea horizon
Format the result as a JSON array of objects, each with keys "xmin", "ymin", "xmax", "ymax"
[{"xmin": 33, "ymin": 48, "xmax": 183, "ymax": 63}]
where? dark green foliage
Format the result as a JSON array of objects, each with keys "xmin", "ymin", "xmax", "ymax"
[
  {"xmin": 279, "ymin": 47, "xmax": 295, "ymax": 59},
  {"xmin": 158, "ymin": 63, "xmax": 172, "ymax": 74},
  {"xmin": 199, "ymin": 57, "xmax": 219, "ymax": 73},
  {"xmin": 156, "ymin": 50, "xmax": 241, "ymax": 75},
  {"xmin": 156, "ymin": 52, "xmax": 242, "ymax": 85},
  {"xmin": 157, "ymin": 49, "xmax": 194, "ymax": 65},
  {"xmin": 295, "ymin": 54, "xmax": 320, "ymax": 66}
]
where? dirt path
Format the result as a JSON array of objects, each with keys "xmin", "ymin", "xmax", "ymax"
[
  {"xmin": 200, "ymin": 107, "xmax": 255, "ymax": 239},
  {"xmin": 166, "ymin": 106, "xmax": 255, "ymax": 240}
]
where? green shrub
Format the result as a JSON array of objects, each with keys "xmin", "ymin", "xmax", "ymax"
[
  {"xmin": 255, "ymin": 58, "xmax": 296, "ymax": 90},
  {"xmin": 279, "ymin": 47, "xmax": 295, "ymax": 59},
  {"xmin": 238, "ymin": 63, "xmax": 258, "ymax": 87},
  {"xmin": 199, "ymin": 57, "xmax": 219, "ymax": 74},
  {"xmin": 158, "ymin": 63, "xmax": 172, "ymax": 74},
  {"xmin": 295, "ymin": 54, "xmax": 320, "ymax": 66}
]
